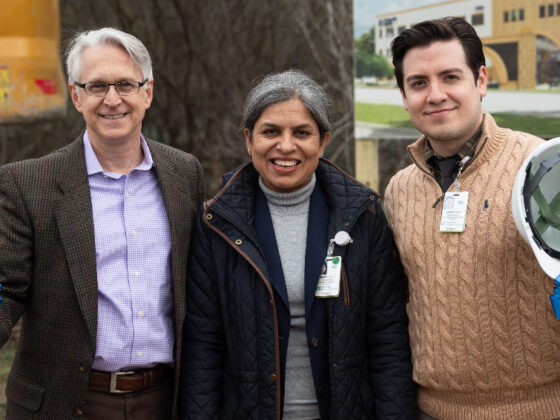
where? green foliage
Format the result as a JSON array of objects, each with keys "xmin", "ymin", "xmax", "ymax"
[
  {"xmin": 355, "ymin": 26, "xmax": 393, "ymax": 79},
  {"xmin": 371, "ymin": 55, "xmax": 393, "ymax": 79},
  {"xmin": 355, "ymin": 26, "xmax": 376, "ymax": 55},
  {"xmin": 355, "ymin": 51, "xmax": 373, "ymax": 78},
  {"xmin": 355, "ymin": 102, "xmax": 560, "ymax": 138},
  {"xmin": 356, "ymin": 52, "xmax": 393, "ymax": 79},
  {"xmin": 0, "ymin": 339, "xmax": 16, "ymax": 383},
  {"xmin": 0, "ymin": 338, "xmax": 16, "ymax": 415}
]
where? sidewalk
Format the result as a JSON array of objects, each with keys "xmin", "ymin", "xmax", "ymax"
[
  {"xmin": 355, "ymin": 87, "xmax": 560, "ymax": 117},
  {"xmin": 355, "ymin": 120, "xmax": 420, "ymax": 141}
]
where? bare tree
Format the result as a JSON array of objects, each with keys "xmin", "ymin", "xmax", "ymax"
[{"xmin": 0, "ymin": 0, "xmax": 354, "ymax": 195}]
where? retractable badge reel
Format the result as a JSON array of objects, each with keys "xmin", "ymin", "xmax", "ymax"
[{"xmin": 315, "ymin": 231, "xmax": 352, "ymax": 298}]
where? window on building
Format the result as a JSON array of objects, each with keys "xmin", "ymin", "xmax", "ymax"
[
  {"xmin": 386, "ymin": 48, "xmax": 391, "ymax": 58},
  {"xmin": 557, "ymin": 3, "xmax": 560, "ymax": 14},
  {"xmin": 504, "ymin": 11, "xmax": 509, "ymax": 22},
  {"xmin": 549, "ymin": 4, "xmax": 554, "ymax": 16},
  {"xmin": 386, "ymin": 27, "xmax": 394, "ymax": 37},
  {"xmin": 512, "ymin": 10, "xmax": 518, "ymax": 21},
  {"xmin": 519, "ymin": 8, "xmax": 525, "ymax": 20},
  {"xmin": 540, "ymin": 5, "xmax": 546, "ymax": 17},
  {"xmin": 379, "ymin": 29, "xmax": 382, "ymax": 38},
  {"xmin": 398, "ymin": 25, "xmax": 406, "ymax": 34},
  {"xmin": 472, "ymin": 13, "xmax": 484, "ymax": 25}
]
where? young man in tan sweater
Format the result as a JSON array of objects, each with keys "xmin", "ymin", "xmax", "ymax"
[{"xmin": 384, "ymin": 17, "xmax": 560, "ymax": 420}]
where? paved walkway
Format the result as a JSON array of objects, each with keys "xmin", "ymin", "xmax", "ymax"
[
  {"xmin": 355, "ymin": 121, "xmax": 419, "ymax": 140},
  {"xmin": 355, "ymin": 87, "xmax": 560, "ymax": 117}
]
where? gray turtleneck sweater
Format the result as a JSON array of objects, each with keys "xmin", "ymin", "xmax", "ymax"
[{"xmin": 259, "ymin": 174, "xmax": 320, "ymax": 420}]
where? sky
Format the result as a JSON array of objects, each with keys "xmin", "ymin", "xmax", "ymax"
[{"xmin": 354, "ymin": 0, "xmax": 448, "ymax": 37}]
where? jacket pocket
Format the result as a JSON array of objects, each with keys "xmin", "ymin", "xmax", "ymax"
[{"xmin": 6, "ymin": 372, "xmax": 45, "ymax": 412}]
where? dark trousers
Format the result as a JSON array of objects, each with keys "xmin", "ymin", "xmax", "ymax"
[{"xmin": 83, "ymin": 381, "xmax": 173, "ymax": 420}]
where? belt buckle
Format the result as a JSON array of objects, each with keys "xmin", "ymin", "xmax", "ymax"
[{"xmin": 109, "ymin": 370, "xmax": 135, "ymax": 393}]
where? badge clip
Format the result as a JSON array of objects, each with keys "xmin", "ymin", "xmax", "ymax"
[{"xmin": 317, "ymin": 231, "xmax": 352, "ymax": 298}]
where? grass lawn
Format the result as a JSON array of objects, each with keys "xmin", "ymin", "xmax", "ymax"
[
  {"xmin": 0, "ymin": 338, "xmax": 17, "ymax": 418},
  {"xmin": 355, "ymin": 102, "xmax": 560, "ymax": 138},
  {"xmin": 0, "ymin": 343, "xmax": 14, "ymax": 384},
  {"xmin": 355, "ymin": 103, "xmax": 415, "ymax": 129}
]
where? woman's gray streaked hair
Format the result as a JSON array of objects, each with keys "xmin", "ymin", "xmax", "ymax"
[
  {"xmin": 242, "ymin": 69, "xmax": 332, "ymax": 142},
  {"xmin": 65, "ymin": 27, "xmax": 153, "ymax": 84}
]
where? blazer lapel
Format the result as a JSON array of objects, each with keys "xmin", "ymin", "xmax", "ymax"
[
  {"xmin": 149, "ymin": 141, "xmax": 192, "ymax": 331},
  {"xmin": 53, "ymin": 137, "xmax": 98, "ymax": 345}
]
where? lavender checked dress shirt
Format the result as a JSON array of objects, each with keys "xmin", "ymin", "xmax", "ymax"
[{"xmin": 83, "ymin": 131, "xmax": 174, "ymax": 372}]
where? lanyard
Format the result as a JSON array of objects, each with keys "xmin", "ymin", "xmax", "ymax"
[
  {"xmin": 453, "ymin": 156, "xmax": 471, "ymax": 192},
  {"xmin": 432, "ymin": 155, "xmax": 471, "ymax": 208}
]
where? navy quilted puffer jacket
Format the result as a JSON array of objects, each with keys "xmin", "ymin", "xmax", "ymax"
[{"xmin": 180, "ymin": 160, "xmax": 416, "ymax": 419}]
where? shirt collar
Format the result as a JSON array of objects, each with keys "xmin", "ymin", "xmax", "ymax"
[
  {"xmin": 424, "ymin": 114, "xmax": 485, "ymax": 163},
  {"xmin": 83, "ymin": 130, "xmax": 154, "ymax": 177}
]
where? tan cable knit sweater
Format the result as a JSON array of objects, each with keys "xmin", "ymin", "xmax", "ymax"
[{"xmin": 384, "ymin": 113, "xmax": 560, "ymax": 420}]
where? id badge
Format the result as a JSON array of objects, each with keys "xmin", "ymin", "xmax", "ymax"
[
  {"xmin": 440, "ymin": 191, "xmax": 469, "ymax": 233},
  {"xmin": 315, "ymin": 256, "xmax": 342, "ymax": 298}
]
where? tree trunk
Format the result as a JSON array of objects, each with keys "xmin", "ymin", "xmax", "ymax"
[{"xmin": 0, "ymin": 0, "xmax": 354, "ymax": 195}]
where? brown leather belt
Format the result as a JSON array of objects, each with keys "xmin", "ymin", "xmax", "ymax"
[{"xmin": 88, "ymin": 365, "xmax": 173, "ymax": 394}]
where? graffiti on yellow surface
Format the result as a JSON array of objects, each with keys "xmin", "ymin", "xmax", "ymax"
[{"xmin": 0, "ymin": 65, "xmax": 11, "ymax": 107}]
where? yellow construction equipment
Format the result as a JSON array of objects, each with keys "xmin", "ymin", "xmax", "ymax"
[{"xmin": 0, "ymin": 0, "xmax": 66, "ymax": 123}]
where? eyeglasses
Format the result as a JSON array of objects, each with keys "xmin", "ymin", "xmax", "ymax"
[{"xmin": 75, "ymin": 79, "xmax": 149, "ymax": 97}]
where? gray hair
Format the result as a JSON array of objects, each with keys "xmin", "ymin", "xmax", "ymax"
[
  {"xmin": 242, "ymin": 69, "xmax": 331, "ymax": 142},
  {"xmin": 65, "ymin": 27, "xmax": 153, "ymax": 84}
]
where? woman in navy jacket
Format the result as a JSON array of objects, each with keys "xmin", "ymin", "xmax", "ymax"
[{"xmin": 180, "ymin": 70, "xmax": 415, "ymax": 419}]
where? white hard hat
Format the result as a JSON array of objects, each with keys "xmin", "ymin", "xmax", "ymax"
[
  {"xmin": 512, "ymin": 137, "xmax": 560, "ymax": 317},
  {"xmin": 513, "ymin": 137, "xmax": 560, "ymax": 279}
]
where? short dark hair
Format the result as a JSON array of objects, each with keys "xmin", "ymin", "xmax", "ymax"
[{"xmin": 391, "ymin": 17, "xmax": 485, "ymax": 92}]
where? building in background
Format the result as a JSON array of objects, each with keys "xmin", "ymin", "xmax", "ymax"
[{"xmin": 376, "ymin": 0, "xmax": 560, "ymax": 89}]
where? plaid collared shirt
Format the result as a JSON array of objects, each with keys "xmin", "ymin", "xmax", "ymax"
[{"xmin": 425, "ymin": 115, "xmax": 485, "ymax": 185}]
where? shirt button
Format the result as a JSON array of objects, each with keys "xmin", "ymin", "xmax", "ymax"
[
  {"xmin": 134, "ymin": 271, "xmax": 139, "ymax": 277},
  {"xmin": 269, "ymin": 373, "xmax": 277, "ymax": 382},
  {"xmin": 137, "ymin": 351, "xmax": 142, "ymax": 357},
  {"xmin": 79, "ymin": 365, "xmax": 86, "ymax": 372},
  {"xmin": 310, "ymin": 337, "xmax": 319, "ymax": 348},
  {"xmin": 131, "ymin": 229, "xmax": 137, "ymax": 236},
  {"xmin": 74, "ymin": 408, "xmax": 83, "ymax": 416},
  {"xmin": 138, "ymin": 311, "xmax": 144, "ymax": 317},
  {"xmin": 125, "ymin": 192, "xmax": 130, "ymax": 198}
]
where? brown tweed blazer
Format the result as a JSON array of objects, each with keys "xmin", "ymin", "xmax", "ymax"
[{"xmin": 0, "ymin": 135, "xmax": 204, "ymax": 419}]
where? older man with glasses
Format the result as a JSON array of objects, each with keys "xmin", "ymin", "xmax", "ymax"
[{"xmin": 0, "ymin": 28, "xmax": 204, "ymax": 420}]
